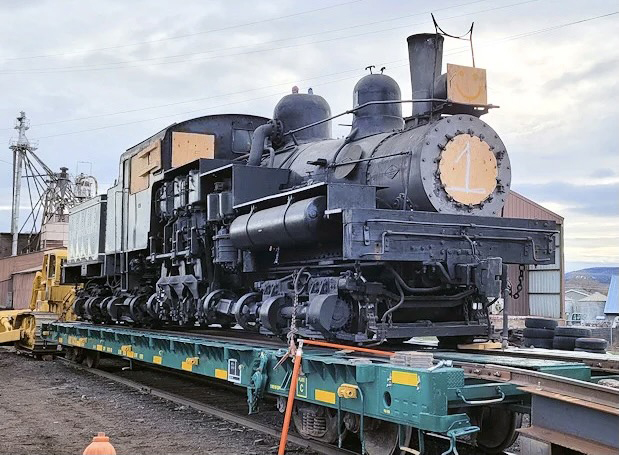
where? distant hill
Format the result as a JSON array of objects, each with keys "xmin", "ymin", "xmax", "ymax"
[{"xmin": 565, "ymin": 267, "xmax": 619, "ymax": 294}]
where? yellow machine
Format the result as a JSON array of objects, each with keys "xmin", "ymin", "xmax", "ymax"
[{"xmin": 0, "ymin": 249, "xmax": 76, "ymax": 354}]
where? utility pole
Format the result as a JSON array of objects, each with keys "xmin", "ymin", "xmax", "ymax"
[{"xmin": 9, "ymin": 111, "xmax": 37, "ymax": 256}]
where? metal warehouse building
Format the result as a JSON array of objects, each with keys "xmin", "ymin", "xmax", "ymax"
[{"xmin": 502, "ymin": 191, "xmax": 564, "ymax": 319}]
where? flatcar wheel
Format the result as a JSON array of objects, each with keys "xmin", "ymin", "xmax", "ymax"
[
  {"xmin": 473, "ymin": 407, "xmax": 522, "ymax": 453},
  {"xmin": 74, "ymin": 348, "xmax": 86, "ymax": 364},
  {"xmin": 291, "ymin": 402, "xmax": 342, "ymax": 444},
  {"xmin": 84, "ymin": 351, "xmax": 100, "ymax": 369},
  {"xmin": 363, "ymin": 420, "xmax": 412, "ymax": 455},
  {"xmin": 65, "ymin": 347, "xmax": 76, "ymax": 362}
]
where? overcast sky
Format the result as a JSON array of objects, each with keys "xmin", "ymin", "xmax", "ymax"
[{"xmin": 0, "ymin": 0, "xmax": 617, "ymax": 271}]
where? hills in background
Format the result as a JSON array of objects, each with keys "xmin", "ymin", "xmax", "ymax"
[{"xmin": 565, "ymin": 267, "xmax": 619, "ymax": 294}]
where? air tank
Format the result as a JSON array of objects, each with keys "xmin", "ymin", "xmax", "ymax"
[
  {"xmin": 273, "ymin": 87, "xmax": 332, "ymax": 144},
  {"xmin": 229, "ymin": 196, "xmax": 337, "ymax": 249},
  {"xmin": 352, "ymin": 73, "xmax": 404, "ymax": 137}
]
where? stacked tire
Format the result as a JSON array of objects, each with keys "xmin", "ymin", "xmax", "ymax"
[
  {"xmin": 523, "ymin": 318, "xmax": 557, "ymax": 349},
  {"xmin": 553, "ymin": 326, "xmax": 592, "ymax": 351},
  {"xmin": 574, "ymin": 337, "xmax": 608, "ymax": 354}
]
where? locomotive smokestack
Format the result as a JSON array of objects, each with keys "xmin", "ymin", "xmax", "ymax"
[{"xmin": 407, "ymin": 33, "xmax": 444, "ymax": 117}]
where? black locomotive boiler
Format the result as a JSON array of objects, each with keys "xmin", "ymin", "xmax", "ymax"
[{"xmin": 65, "ymin": 33, "xmax": 557, "ymax": 344}]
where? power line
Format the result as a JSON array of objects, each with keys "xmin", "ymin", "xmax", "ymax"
[
  {"xmin": 0, "ymin": 65, "xmax": 398, "ymax": 131},
  {"xmin": 0, "ymin": 0, "xmax": 487, "ymax": 73},
  {"xmin": 4, "ymin": 0, "xmax": 364, "ymax": 61},
  {"xmin": 0, "ymin": 0, "xmax": 535, "ymax": 74},
  {"xmin": 26, "ymin": 1, "xmax": 485, "ymax": 71},
  {"xmin": 36, "ymin": 74, "xmax": 367, "ymax": 139},
  {"xmin": 33, "ymin": 10, "xmax": 619, "ymax": 140}
]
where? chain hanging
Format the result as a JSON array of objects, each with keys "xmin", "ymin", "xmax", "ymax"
[
  {"xmin": 512, "ymin": 264, "xmax": 525, "ymax": 300},
  {"xmin": 287, "ymin": 267, "xmax": 306, "ymax": 350}
]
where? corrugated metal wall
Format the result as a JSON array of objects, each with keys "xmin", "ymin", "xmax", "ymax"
[
  {"xmin": 0, "ymin": 250, "xmax": 46, "ymax": 309},
  {"xmin": 502, "ymin": 191, "xmax": 564, "ymax": 318},
  {"xmin": 528, "ymin": 233, "xmax": 562, "ymax": 318},
  {"xmin": 11, "ymin": 271, "xmax": 36, "ymax": 310}
]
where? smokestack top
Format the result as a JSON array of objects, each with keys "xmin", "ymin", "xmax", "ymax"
[
  {"xmin": 406, "ymin": 33, "xmax": 443, "ymax": 44},
  {"xmin": 407, "ymin": 33, "xmax": 444, "ymax": 117}
]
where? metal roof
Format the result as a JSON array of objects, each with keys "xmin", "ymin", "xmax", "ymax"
[
  {"xmin": 565, "ymin": 289, "xmax": 590, "ymax": 297},
  {"xmin": 579, "ymin": 292, "xmax": 608, "ymax": 302},
  {"xmin": 604, "ymin": 275, "xmax": 619, "ymax": 314},
  {"xmin": 502, "ymin": 191, "xmax": 564, "ymax": 223}
]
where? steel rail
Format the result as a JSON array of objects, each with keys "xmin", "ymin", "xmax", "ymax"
[
  {"xmin": 445, "ymin": 359, "xmax": 619, "ymax": 412},
  {"xmin": 459, "ymin": 346, "xmax": 619, "ymax": 374}
]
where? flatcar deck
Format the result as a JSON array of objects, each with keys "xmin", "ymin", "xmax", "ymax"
[{"xmin": 43, "ymin": 322, "xmax": 619, "ymax": 454}]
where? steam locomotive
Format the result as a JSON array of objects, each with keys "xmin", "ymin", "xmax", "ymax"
[{"xmin": 65, "ymin": 33, "xmax": 557, "ymax": 344}]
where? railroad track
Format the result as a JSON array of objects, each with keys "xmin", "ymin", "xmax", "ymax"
[
  {"xmin": 59, "ymin": 356, "xmax": 352, "ymax": 455},
  {"xmin": 57, "ymin": 356, "xmax": 514, "ymax": 455}
]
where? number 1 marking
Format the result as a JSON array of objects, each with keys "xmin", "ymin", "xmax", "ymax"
[{"xmin": 446, "ymin": 141, "xmax": 486, "ymax": 194}]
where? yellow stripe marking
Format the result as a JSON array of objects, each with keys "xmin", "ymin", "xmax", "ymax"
[
  {"xmin": 215, "ymin": 368, "xmax": 228, "ymax": 380},
  {"xmin": 315, "ymin": 389, "xmax": 336, "ymax": 404},
  {"xmin": 392, "ymin": 371, "xmax": 420, "ymax": 387},
  {"xmin": 153, "ymin": 355, "xmax": 162, "ymax": 365},
  {"xmin": 181, "ymin": 361, "xmax": 193, "ymax": 371}
]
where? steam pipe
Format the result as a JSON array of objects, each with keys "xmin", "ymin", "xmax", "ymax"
[
  {"xmin": 387, "ymin": 265, "xmax": 445, "ymax": 294},
  {"xmin": 407, "ymin": 33, "xmax": 444, "ymax": 117},
  {"xmin": 247, "ymin": 122, "xmax": 274, "ymax": 166}
]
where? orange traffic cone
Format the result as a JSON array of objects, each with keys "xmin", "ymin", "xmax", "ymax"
[{"xmin": 83, "ymin": 432, "xmax": 116, "ymax": 455}]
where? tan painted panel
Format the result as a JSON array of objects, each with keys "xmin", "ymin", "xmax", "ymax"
[
  {"xmin": 446, "ymin": 63, "xmax": 487, "ymax": 105},
  {"xmin": 439, "ymin": 134, "xmax": 497, "ymax": 205},
  {"xmin": 172, "ymin": 132, "xmax": 215, "ymax": 168},
  {"xmin": 130, "ymin": 140, "xmax": 161, "ymax": 194}
]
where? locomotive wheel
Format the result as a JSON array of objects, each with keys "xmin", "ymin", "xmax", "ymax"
[
  {"xmin": 233, "ymin": 292, "xmax": 261, "ymax": 331},
  {"xmin": 471, "ymin": 406, "xmax": 521, "ymax": 453},
  {"xmin": 127, "ymin": 295, "xmax": 146, "ymax": 324},
  {"xmin": 145, "ymin": 293, "xmax": 161, "ymax": 320},
  {"xmin": 201, "ymin": 289, "xmax": 237, "ymax": 326},
  {"xmin": 363, "ymin": 420, "xmax": 412, "ymax": 455}
]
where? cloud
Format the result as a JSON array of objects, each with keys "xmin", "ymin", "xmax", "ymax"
[
  {"xmin": 590, "ymin": 168, "xmax": 616, "ymax": 178},
  {"xmin": 542, "ymin": 57, "xmax": 619, "ymax": 92},
  {"xmin": 514, "ymin": 182, "xmax": 619, "ymax": 217}
]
